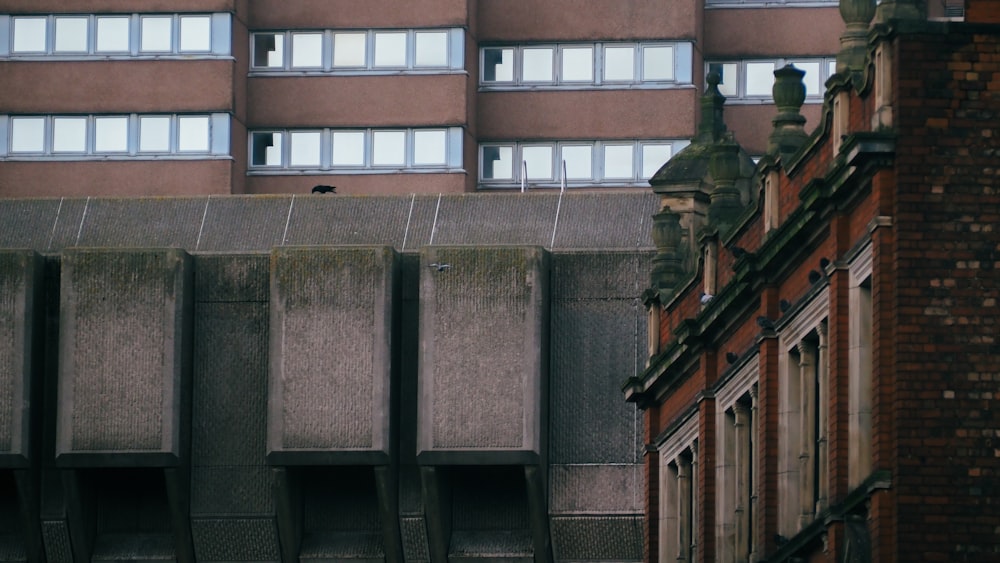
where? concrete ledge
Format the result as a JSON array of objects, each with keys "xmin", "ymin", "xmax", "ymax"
[{"xmin": 0, "ymin": 250, "xmax": 42, "ymax": 468}]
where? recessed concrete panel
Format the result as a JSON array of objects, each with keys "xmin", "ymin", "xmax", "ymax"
[
  {"xmin": 190, "ymin": 518, "xmax": 281, "ymax": 562},
  {"xmin": 417, "ymin": 246, "xmax": 548, "ymax": 464},
  {"xmin": 0, "ymin": 250, "xmax": 41, "ymax": 467},
  {"xmin": 57, "ymin": 248, "xmax": 193, "ymax": 466},
  {"xmin": 268, "ymin": 246, "xmax": 398, "ymax": 465},
  {"xmin": 550, "ymin": 515, "xmax": 642, "ymax": 561},
  {"xmin": 549, "ymin": 464, "xmax": 642, "ymax": 514}
]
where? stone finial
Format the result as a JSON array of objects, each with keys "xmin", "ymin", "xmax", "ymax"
[
  {"xmin": 707, "ymin": 140, "xmax": 743, "ymax": 234},
  {"xmin": 697, "ymin": 71, "xmax": 729, "ymax": 143},
  {"xmin": 650, "ymin": 208, "xmax": 686, "ymax": 292},
  {"xmin": 767, "ymin": 65, "xmax": 810, "ymax": 161},
  {"xmin": 837, "ymin": 0, "xmax": 876, "ymax": 75}
]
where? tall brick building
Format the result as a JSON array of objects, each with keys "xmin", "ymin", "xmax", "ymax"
[
  {"xmin": 0, "ymin": 0, "xmax": 846, "ymax": 197},
  {"xmin": 624, "ymin": 0, "xmax": 1000, "ymax": 561}
]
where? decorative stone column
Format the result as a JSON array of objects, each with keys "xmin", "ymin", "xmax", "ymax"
[
  {"xmin": 837, "ymin": 0, "xmax": 876, "ymax": 75},
  {"xmin": 797, "ymin": 341, "xmax": 817, "ymax": 530},
  {"xmin": 708, "ymin": 140, "xmax": 743, "ymax": 235},
  {"xmin": 650, "ymin": 208, "xmax": 686, "ymax": 297},
  {"xmin": 767, "ymin": 65, "xmax": 809, "ymax": 162}
]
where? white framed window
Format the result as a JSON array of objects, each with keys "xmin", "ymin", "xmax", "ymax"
[
  {"xmin": 248, "ymin": 127, "xmax": 463, "ymax": 173},
  {"xmin": 478, "ymin": 139, "xmax": 687, "ymax": 188},
  {"xmin": 707, "ymin": 0, "xmax": 837, "ymax": 6},
  {"xmin": 706, "ymin": 57, "xmax": 837, "ymax": 102},
  {"xmin": 4, "ymin": 14, "xmax": 230, "ymax": 57},
  {"xmin": 1, "ymin": 114, "xmax": 229, "ymax": 158},
  {"xmin": 480, "ymin": 41, "xmax": 693, "ymax": 89},
  {"xmin": 250, "ymin": 28, "xmax": 464, "ymax": 73}
]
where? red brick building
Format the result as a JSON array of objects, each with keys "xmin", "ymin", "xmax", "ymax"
[{"xmin": 624, "ymin": 0, "xmax": 1000, "ymax": 561}]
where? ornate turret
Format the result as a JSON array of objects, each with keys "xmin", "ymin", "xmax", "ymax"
[
  {"xmin": 767, "ymin": 65, "xmax": 810, "ymax": 162},
  {"xmin": 838, "ymin": 0, "xmax": 876, "ymax": 75}
]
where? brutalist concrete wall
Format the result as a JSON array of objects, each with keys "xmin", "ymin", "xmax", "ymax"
[
  {"xmin": 0, "ymin": 250, "xmax": 41, "ymax": 467},
  {"xmin": 56, "ymin": 248, "xmax": 192, "ymax": 466},
  {"xmin": 268, "ymin": 246, "xmax": 398, "ymax": 464},
  {"xmin": 189, "ymin": 253, "xmax": 280, "ymax": 561},
  {"xmin": 417, "ymin": 246, "xmax": 549, "ymax": 464},
  {"xmin": 548, "ymin": 251, "xmax": 648, "ymax": 562}
]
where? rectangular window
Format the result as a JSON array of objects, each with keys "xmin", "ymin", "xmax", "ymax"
[
  {"xmin": 604, "ymin": 46, "xmax": 635, "ymax": 81},
  {"xmin": 413, "ymin": 130, "xmax": 447, "ymax": 165},
  {"xmin": 372, "ymin": 130, "xmax": 406, "ymax": 166},
  {"xmin": 94, "ymin": 116, "xmax": 129, "ymax": 153},
  {"xmin": 289, "ymin": 131, "xmax": 322, "ymax": 167},
  {"xmin": 643, "ymin": 45, "xmax": 674, "ymax": 81},
  {"xmin": 710, "ymin": 62, "xmax": 739, "ymax": 97},
  {"xmin": 561, "ymin": 47, "xmax": 593, "ymax": 82},
  {"xmin": 333, "ymin": 32, "xmax": 366, "ymax": 67},
  {"xmin": 331, "ymin": 131, "xmax": 365, "ymax": 166},
  {"xmin": 140, "ymin": 16, "xmax": 173, "ymax": 52},
  {"xmin": 707, "ymin": 58, "xmax": 836, "ymax": 101},
  {"xmin": 482, "ymin": 145, "xmax": 514, "ymax": 180},
  {"xmin": 291, "ymin": 33, "xmax": 323, "ymax": 68},
  {"xmin": 522, "ymin": 48, "xmax": 554, "ymax": 82},
  {"xmin": 52, "ymin": 117, "xmax": 87, "ymax": 153},
  {"xmin": 790, "ymin": 60, "xmax": 821, "ymax": 96},
  {"xmin": 177, "ymin": 116, "xmax": 209, "ymax": 152},
  {"xmin": 603, "ymin": 144, "xmax": 634, "ymax": 179},
  {"xmin": 745, "ymin": 61, "xmax": 775, "ymax": 97},
  {"xmin": 251, "ymin": 132, "xmax": 283, "ymax": 166},
  {"xmin": 139, "ymin": 116, "xmax": 171, "ymax": 152},
  {"xmin": 373, "ymin": 32, "xmax": 407, "ymax": 67},
  {"xmin": 521, "ymin": 145, "xmax": 553, "ymax": 180},
  {"xmin": 96, "ymin": 17, "xmax": 130, "ymax": 53},
  {"xmin": 10, "ymin": 117, "xmax": 45, "ymax": 152},
  {"xmin": 253, "ymin": 33, "xmax": 284, "ymax": 68},
  {"xmin": 54, "ymin": 17, "xmax": 89, "ymax": 53},
  {"xmin": 12, "ymin": 18, "xmax": 47, "ymax": 53},
  {"xmin": 414, "ymin": 31, "xmax": 448, "ymax": 67},
  {"xmin": 560, "ymin": 145, "xmax": 592, "ymax": 179},
  {"xmin": 179, "ymin": 16, "xmax": 211, "ymax": 52},
  {"xmin": 483, "ymin": 47, "xmax": 514, "ymax": 82},
  {"xmin": 642, "ymin": 144, "xmax": 672, "ymax": 179}
]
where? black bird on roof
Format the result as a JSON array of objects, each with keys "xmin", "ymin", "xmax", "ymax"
[
  {"xmin": 725, "ymin": 352, "xmax": 739, "ymax": 365},
  {"xmin": 756, "ymin": 316, "xmax": 775, "ymax": 330},
  {"xmin": 312, "ymin": 185, "xmax": 336, "ymax": 194},
  {"xmin": 808, "ymin": 269, "xmax": 823, "ymax": 284},
  {"xmin": 779, "ymin": 299, "xmax": 792, "ymax": 313}
]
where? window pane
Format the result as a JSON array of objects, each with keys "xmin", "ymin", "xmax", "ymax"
[
  {"xmin": 53, "ymin": 117, "xmax": 87, "ymax": 153},
  {"xmin": 482, "ymin": 145, "xmax": 513, "ymax": 180},
  {"xmin": 178, "ymin": 116, "xmax": 209, "ymax": 151},
  {"xmin": 291, "ymin": 33, "xmax": 323, "ymax": 67},
  {"xmin": 745, "ymin": 61, "xmax": 776, "ymax": 97},
  {"xmin": 13, "ymin": 18, "xmax": 47, "ymax": 53},
  {"xmin": 415, "ymin": 31, "xmax": 448, "ymax": 67},
  {"xmin": 642, "ymin": 144, "xmax": 672, "ymax": 179},
  {"xmin": 372, "ymin": 131, "xmax": 405, "ymax": 165},
  {"xmin": 253, "ymin": 33, "xmax": 284, "ymax": 67},
  {"xmin": 561, "ymin": 47, "xmax": 593, "ymax": 82},
  {"xmin": 141, "ymin": 17, "xmax": 172, "ymax": 52},
  {"xmin": 96, "ymin": 17, "xmax": 130, "ymax": 52},
  {"xmin": 55, "ymin": 18, "xmax": 88, "ymax": 53},
  {"xmin": 333, "ymin": 32, "xmax": 366, "ymax": 67},
  {"xmin": 10, "ymin": 118, "xmax": 45, "ymax": 152},
  {"xmin": 603, "ymin": 144, "xmax": 634, "ymax": 179},
  {"xmin": 522, "ymin": 48, "xmax": 553, "ymax": 82},
  {"xmin": 643, "ymin": 46, "xmax": 674, "ymax": 81},
  {"xmin": 374, "ymin": 32, "xmax": 406, "ymax": 67},
  {"xmin": 828, "ymin": 60, "xmax": 837, "ymax": 78},
  {"xmin": 604, "ymin": 46, "xmax": 635, "ymax": 81},
  {"xmin": 251, "ymin": 132, "xmax": 283, "ymax": 166},
  {"xmin": 289, "ymin": 131, "xmax": 321, "ymax": 166},
  {"xmin": 561, "ymin": 145, "xmax": 592, "ymax": 179},
  {"xmin": 483, "ymin": 48, "xmax": 514, "ymax": 82},
  {"xmin": 139, "ymin": 117, "xmax": 170, "ymax": 152},
  {"xmin": 95, "ymin": 117, "xmax": 129, "ymax": 152},
  {"xmin": 522, "ymin": 146, "xmax": 553, "ymax": 179},
  {"xmin": 793, "ymin": 61, "xmax": 821, "ymax": 96},
  {"xmin": 413, "ymin": 130, "xmax": 447, "ymax": 165},
  {"xmin": 179, "ymin": 16, "xmax": 211, "ymax": 52},
  {"xmin": 710, "ymin": 62, "xmax": 738, "ymax": 97},
  {"xmin": 331, "ymin": 131, "xmax": 365, "ymax": 166}
]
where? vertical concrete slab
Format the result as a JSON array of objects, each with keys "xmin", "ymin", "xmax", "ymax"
[
  {"xmin": 268, "ymin": 246, "xmax": 398, "ymax": 465},
  {"xmin": 0, "ymin": 250, "xmax": 41, "ymax": 468},
  {"xmin": 57, "ymin": 248, "xmax": 193, "ymax": 466},
  {"xmin": 417, "ymin": 246, "xmax": 549, "ymax": 465}
]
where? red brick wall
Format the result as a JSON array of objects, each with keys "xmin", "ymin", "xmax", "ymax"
[{"xmin": 892, "ymin": 28, "xmax": 1000, "ymax": 561}]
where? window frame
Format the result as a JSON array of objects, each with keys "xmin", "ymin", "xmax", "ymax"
[
  {"xmin": 706, "ymin": 57, "xmax": 837, "ymax": 103},
  {"xmin": 479, "ymin": 41, "xmax": 693, "ymax": 90}
]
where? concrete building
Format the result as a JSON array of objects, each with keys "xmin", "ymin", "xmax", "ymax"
[
  {"xmin": 0, "ymin": 191, "xmax": 657, "ymax": 562},
  {"xmin": 0, "ymin": 0, "xmax": 845, "ymax": 197},
  {"xmin": 625, "ymin": 0, "xmax": 1000, "ymax": 561}
]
